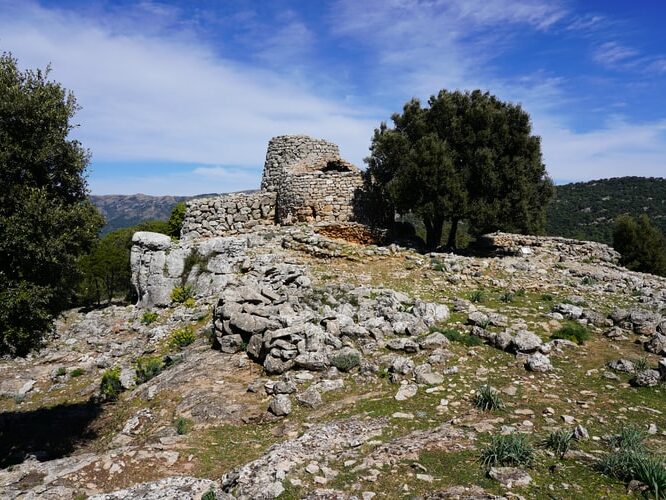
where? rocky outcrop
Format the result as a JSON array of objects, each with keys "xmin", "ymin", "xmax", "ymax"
[{"xmin": 130, "ymin": 232, "xmax": 250, "ymax": 307}]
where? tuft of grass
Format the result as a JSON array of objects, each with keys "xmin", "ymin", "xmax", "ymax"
[
  {"xmin": 545, "ymin": 429, "xmax": 574, "ymax": 458},
  {"xmin": 175, "ymin": 416, "xmax": 192, "ymax": 435},
  {"xmin": 135, "ymin": 356, "xmax": 164, "ymax": 384},
  {"xmin": 171, "ymin": 285, "xmax": 195, "ymax": 304},
  {"xmin": 474, "ymin": 384, "xmax": 505, "ymax": 411},
  {"xmin": 633, "ymin": 356, "xmax": 652, "ymax": 373},
  {"xmin": 469, "ymin": 290, "xmax": 485, "ymax": 303},
  {"xmin": 552, "ymin": 322, "xmax": 590, "ymax": 345},
  {"xmin": 183, "ymin": 297, "xmax": 196, "ymax": 308},
  {"xmin": 499, "ymin": 292, "xmax": 514, "ymax": 303},
  {"xmin": 55, "ymin": 367, "xmax": 67, "ymax": 377},
  {"xmin": 610, "ymin": 425, "xmax": 646, "ymax": 451},
  {"xmin": 440, "ymin": 328, "xmax": 483, "ymax": 347},
  {"xmin": 70, "ymin": 368, "xmax": 85, "ymax": 377},
  {"xmin": 169, "ymin": 326, "xmax": 196, "ymax": 349},
  {"xmin": 515, "ymin": 288, "xmax": 526, "ymax": 297},
  {"xmin": 541, "ymin": 293, "xmax": 554, "ymax": 302},
  {"xmin": 100, "ymin": 367, "xmax": 122, "ymax": 402},
  {"xmin": 140, "ymin": 311, "xmax": 159, "ymax": 325},
  {"xmin": 480, "ymin": 433, "xmax": 534, "ymax": 468}
]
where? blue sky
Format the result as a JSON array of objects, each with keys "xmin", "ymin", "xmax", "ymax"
[{"xmin": 1, "ymin": 0, "xmax": 665, "ymax": 195}]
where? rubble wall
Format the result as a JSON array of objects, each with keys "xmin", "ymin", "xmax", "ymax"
[{"xmin": 180, "ymin": 192, "xmax": 276, "ymax": 240}]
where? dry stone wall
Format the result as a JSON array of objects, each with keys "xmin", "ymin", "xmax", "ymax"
[
  {"xmin": 180, "ymin": 192, "xmax": 276, "ymax": 240},
  {"xmin": 278, "ymin": 171, "xmax": 363, "ymax": 223},
  {"xmin": 261, "ymin": 135, "xmax": 342, "ymax": 192}
]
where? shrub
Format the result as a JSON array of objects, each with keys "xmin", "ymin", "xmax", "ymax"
[
  {"xmin": 141, "ymin": 311, "xmax": 159, "ymax": 325},
  {"xmin": 175, "ymin": 417, "xmax": 192, "ymax": 435},
  {"xmin": 70, "ymin": 368, "xmax": 85, "ymax": 377},
  {"xmin": 499, "ymin": 292, "xmax": 514, "ymax": 303},
  {"xmin": 100, "ymin": 367, "xmax": 122, "ymax": 401},
  {"xmin": 552, "ymin": 322, "xmax": 590, "ymax": 345},
  {"xmin": 330, "ymin": 351, "xmax": 361, "ymax": 372},
  {"xmin": 541, "ymin": 293, "xmax": 553, "ymax": 302},
  {"xmin": 135, "ymin": 356, "xmax": 164, "ymax": 384},
  {"xmin": 171, "ymin": 285, "xmax": 194, "ymax": 304},
  {"xmin": 469, "ymin": 290, "xmax": 485, "ymax": 303},
  {"xmin": 545, "ymin": 429, "xmax": 573, "ymax": 458},
  {"xmin": 480, "ymin": 433, "xmax": 534, "ymax": 468},
  {"xmin": 474, "ymin": 385, "xmax": 505, "ymax": 411},
  {"xmin": 167, "ymin": 202, "xmax": 186, "ymax": 239},
  {"xmin": 201, "ymin": 488, "xmax": 216, "ymax": 500},
  {"xmin": 183, "ymin": 297, "xmax": 196, "ymax": 308},
  {"xmin": 169, "ymin": 327, "xmax": 196, "ymax": 349},
  {"xmin": 515, "ymin": 288, "xmax": 526, "ymax": 297},
  {"xmin": 441, "ymin": 328, "xmax": 483, "ymax": 347},
  {"xmin": 55, "ymin": 367, "xmax": 67, "ymax": 377}
]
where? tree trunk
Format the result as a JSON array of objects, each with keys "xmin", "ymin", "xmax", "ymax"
[
  {"xmin": 424, "ymin": 215, "xmax": 444, "ymax": 250},
  {"xmin": 446, "ymin": 217, "xmax": 460, "ymax": 249}
]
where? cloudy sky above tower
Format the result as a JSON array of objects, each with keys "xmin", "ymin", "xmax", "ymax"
[{"xmin": 1, "ymin": 0, "xmax": 665, "ymax": 195}]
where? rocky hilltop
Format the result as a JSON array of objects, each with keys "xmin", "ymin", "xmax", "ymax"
[{"xmin": 1, "ymin": 222, "xmax": 665, "ymax": 499}]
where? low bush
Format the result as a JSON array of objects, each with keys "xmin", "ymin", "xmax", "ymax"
[
  {"xmin": 499, "ymin": 292, "xmax": 514, "ymax": 303},
  {"xmin": 469, "ymin": 290, "xmax": 485, "ymax": 303},
  {"xmin": 169, "ymin": 326, "xmax": 196, "ymax": 349},
  {"xmin": 480, "ymin": 433, "xmax": 534, "ymax": 468},
  {"xmin": 552, "ymin": 322, "xmax": 590, "ymax": 345},
  {"xmin": 545, "ymin": 429, "xmax": 573, "ymax": 458},
  {"xmin": 55, "ymin": 367, "xmax": 67, "ymax": 377},
  {"xmin": 541, "ymin": 293, "xmax": 554, "ymax": 302},
  {"xmin": 171, "ymin": 285, "xmax": 194, "ymax": 304},
  {"xmin": 135, "ymin": 356, "xmax": 164, "ymax": 384},
  {"xmin": 474, "ymin": 385, "xmax": 504, "ymax": 411},
  {"xmin": 330, "ymin": 351, "xmax": 361, "ymax": 372},
  {"xmin": 70, "ymin": 368, "xmax": 85, "ymax": 377},
  {"xmin": 440, "ymin": 328, "xmax": 482, "ymax": 347},
  {"xmin": 141, "ymin": 311, "xmax": 159, "ymax": 325},
  {"xmin": 175, "ymin": 416, "xmax": 192, "ymax": 435},
  {"xmin": 100, "ymin": 367, "xmax": 122, "ymax": 401}
]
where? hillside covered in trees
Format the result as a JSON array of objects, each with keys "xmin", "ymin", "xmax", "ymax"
[{"xmin": 546, "ymin": 177, "xmax": 666, "ymax": 244}]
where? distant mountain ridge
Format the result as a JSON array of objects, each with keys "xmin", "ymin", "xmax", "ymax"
[
  {"xmin": 92, "ymin": 177, "xmax": 666, "ymax": 243},
  {"xmin": 545, "ymin": 176, "xmax": 666, "ymax": 244}
]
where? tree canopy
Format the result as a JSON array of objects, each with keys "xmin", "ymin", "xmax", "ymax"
[
  {"xmin": 0, "ymin": 53, "xmax": 103, "ymax": 355},
  {"xmin": 365, "ymin": 89, "xmax": 554, "ymax": 249},
  {"xmin": 613, "ymin": 214, "xmax": 666, "ymax": 277}
]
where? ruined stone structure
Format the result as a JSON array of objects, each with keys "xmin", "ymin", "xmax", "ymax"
[{"xmin": 180, "ymin": 135, "xmax": 364, "ymax": 239}]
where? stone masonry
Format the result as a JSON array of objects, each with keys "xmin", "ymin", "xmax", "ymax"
[
  {"xmin": 180, "ymin": 192, "xmax": 276, "ymax": 240},
  {"xmin": 180, "ymin": 135, "xmax": 364, "ymax": 239}
]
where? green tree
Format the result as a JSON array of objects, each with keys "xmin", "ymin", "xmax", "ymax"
[
  {"xmin": 77, "ymin": 219, "xmax": 169, "ymax": 306},
  {"xmin": 167, "ymin": 201, "xmax": 186, "ymax": 238},
  {"xmin": 0, "ymin": 53, "xmax": 103, "ymax": 355},
  {"xmin": 613, "ymin": 214, "xmax": 666, "ymax": 276},
  {"xmin": 365, "ymin": 89, "xmax": 554, "ymax": 249}
]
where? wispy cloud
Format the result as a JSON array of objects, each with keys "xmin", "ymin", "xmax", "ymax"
[
  {"xmin": 593, "ymin": 41, "xmax": 639, "ymax": 66},
  {"xmin": 0, "ymin": 1, "xmax": 378, "ymax": 180}
]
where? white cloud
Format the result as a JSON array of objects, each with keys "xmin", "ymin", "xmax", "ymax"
[
  {"xmin": 0, "ymin": 1, "xmax": 379, "ymax": 192},
  {"xmin": 593, "ymin": 41, "xmax": 639, "ymax": 66}
]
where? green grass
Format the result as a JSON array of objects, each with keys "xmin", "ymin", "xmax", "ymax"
[
  {"xmin": 171, "ymin": 285, "xmax": 195, "ymax": 304},
  {"xmin": 469, "ymin": 290, "xmax": 485, "ymax": 303},
  {"xmin": 479, "ymin": 433, "xmax": 534, "ymax": 468},
  {"xmin": 633, "ymin": 356, "xmax": 652, "ymax": 373},
  {"xmin": 175, "ymin": 417, "xmax": 192, "ymax": 435},
  {"xmin": 70, "ymin": 368, "xmax": 85, "ymax": 377},
  {"xmin": 552, "ymin": 322, "xmax": 590, "ymax": 345}
]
